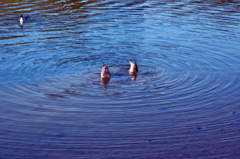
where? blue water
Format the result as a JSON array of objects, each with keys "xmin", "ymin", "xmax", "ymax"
[{"xmin": 1, "ymin": 0, "xmax": 240, "ymax": 158}]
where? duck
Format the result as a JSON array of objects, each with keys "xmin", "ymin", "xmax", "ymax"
[
  {"xmin": 101, "ymin": 64, "xmax": 111, "ymax": 84},
  {"xmin": 19, "ymin": 14, "xmax": 30, "ymax": 26},
  {"xmin": 129, "ymin": 60, "xmax": 138, "ymax": 74}
]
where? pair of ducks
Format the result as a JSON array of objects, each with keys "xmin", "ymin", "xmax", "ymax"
[{"xmin": 101, "ymin": 60, "xmax": 138, "ymax": 83}]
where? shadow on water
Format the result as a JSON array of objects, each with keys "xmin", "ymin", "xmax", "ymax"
[{"xmin": 1, "ymin": 0, "xmax": 240, "ymax": 158}]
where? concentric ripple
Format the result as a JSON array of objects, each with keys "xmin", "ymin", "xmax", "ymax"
[{"xmin": 1, "ymin": 0, "xmax": 240, "ymax": 158}]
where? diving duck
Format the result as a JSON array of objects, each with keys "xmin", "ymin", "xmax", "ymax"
[
  {"xmin": 101, "ymin": 64, "xmax": 111, "ymax": 84},
  {"xmin": 129, "ymin": 60, "xmax": 138, "ymax": 74}
]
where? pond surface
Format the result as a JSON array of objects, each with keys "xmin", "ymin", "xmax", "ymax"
[{"xmin": 0, "ymin": 0, "xmax": 240, "ymax": 158}]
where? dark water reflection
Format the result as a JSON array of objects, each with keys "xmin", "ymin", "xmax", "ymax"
[{"xmin": 1, "ymin": 0, "xmax": 240, "ymax": 158}]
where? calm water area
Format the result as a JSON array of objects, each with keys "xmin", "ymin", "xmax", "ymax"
[{"xmin": 0, "ymin": 0, "xmax": 240, "ymax": 158}]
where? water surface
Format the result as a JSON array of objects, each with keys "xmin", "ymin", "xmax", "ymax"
[{"xmin": 1, "ymin": 0, "xmax": 240, "ymax": 158}]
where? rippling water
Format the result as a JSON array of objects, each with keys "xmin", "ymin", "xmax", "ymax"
[{"xmin": 1, "ymin": 0, "xmax": 240, "ymax": 158}]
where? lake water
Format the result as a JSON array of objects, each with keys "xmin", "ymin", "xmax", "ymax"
[{"xmin": 1, "ymin": 0, "xmax": 240, "ymax": 158}]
